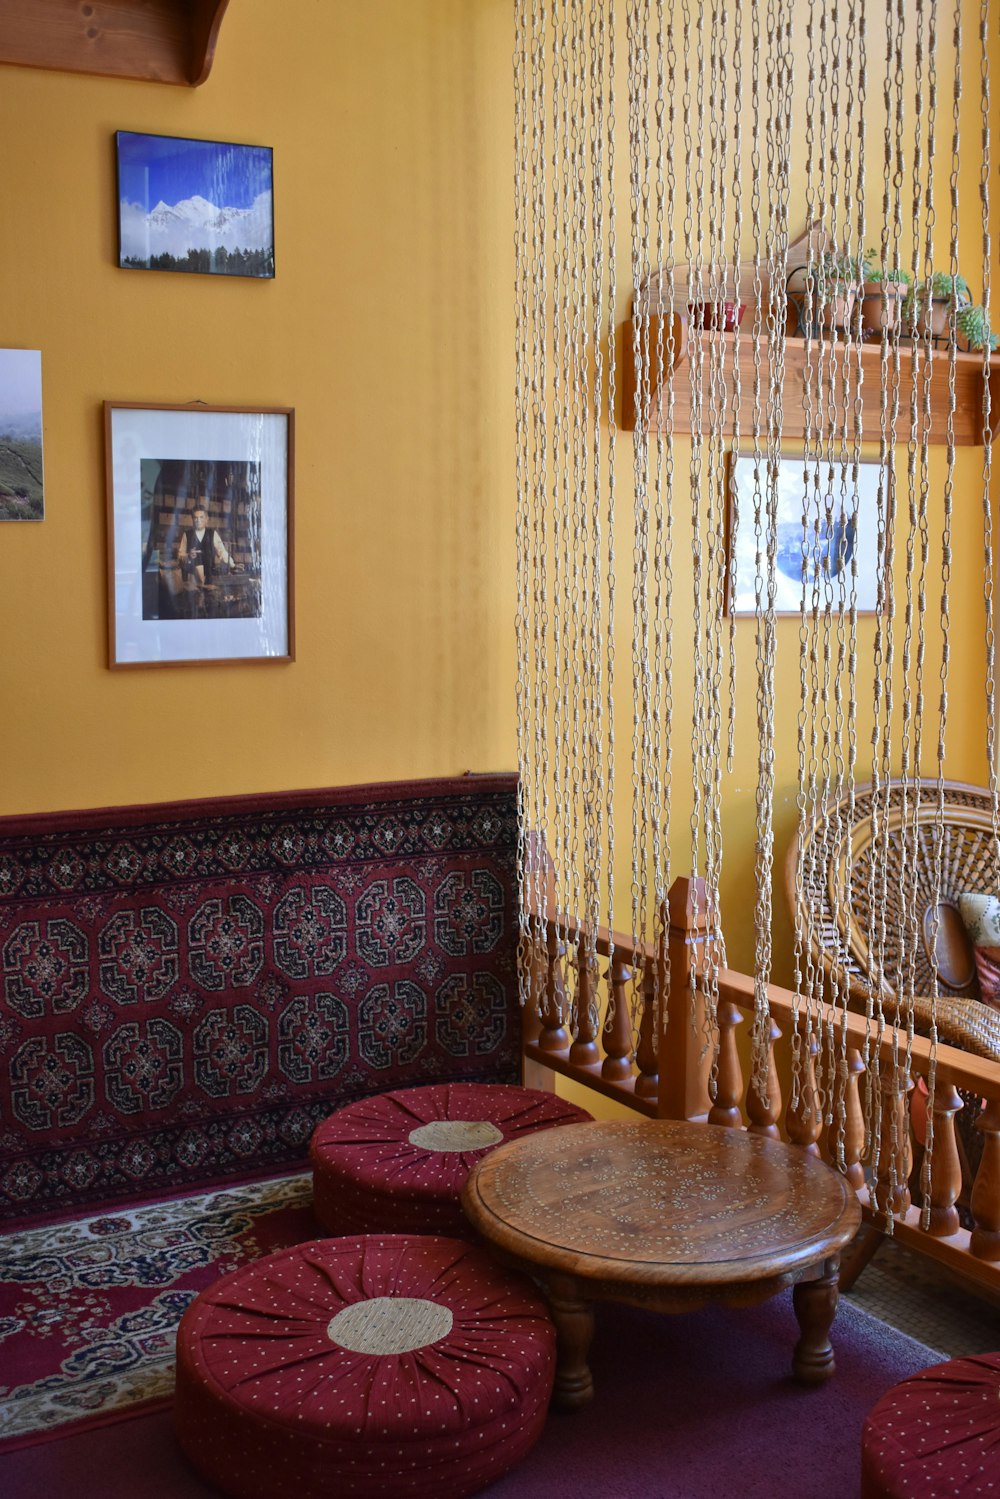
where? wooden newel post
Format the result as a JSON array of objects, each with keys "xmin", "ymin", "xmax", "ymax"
[
  {"xmin": 746, "ymin": 1017, "xmax": 783, "ymax": 1138},
  {"xmin": 708, "ymin": 1000, "xmax": 744, "ymax": 1127},
  {"xmin": 925, "ymin": 1084, "xmax": 963, "ymax": 1239},
  {"xmin": 658, "ymin": 876, "xmax": 712, "ymax": 1120},
  {"xmin": 601, "ymin": 953, "xmax": 634, "ymax": 1082},
  {"xmin": 569, "ymin": 942, "xmax": 601, "ymax": 1067},
  {"xmin": 537, "ymin": 923, "xmax": 571, "ymax": 1053},
  {"xmin": 970, "ymin": 1099, "xmax": 1000, "ymax": 1262},
  {"xmin": 634, "ymin": 955, "xmax": 660, "ymax": 1100}
]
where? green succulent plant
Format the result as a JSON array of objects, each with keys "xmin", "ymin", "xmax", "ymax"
[
  {"xmin": 816, "ymin": 249, "xmax": 864, "ymax": 285},
  {"xmin": 956, "ymin": 302, "xmax": 999, "ymax": 353},
  {"xmin": 860, "ymin": 251, "xmax": 913, "ymax": 288},
  {"xmin": 921, "ymin": 270, "xmax": 972, "ymax": 304}
]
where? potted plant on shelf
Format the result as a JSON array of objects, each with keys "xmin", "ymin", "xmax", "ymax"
[
  {"xmin": 687, "ymin": 281, "xmax": 746, "ymax": 332},
  {"xmin": 859, "ymin": 253, "xmax": 913, "ymax": 336},
  {"xmin": 907, "ymin": 270, "xmax": 972, "ymax": 342},
  {"xmin": 956, "ymin": 302, "xmax": 999, "ymax": 354},
  {"xmin": 786, "ymin": 248, "xmax": 864, "ymax": 336}
]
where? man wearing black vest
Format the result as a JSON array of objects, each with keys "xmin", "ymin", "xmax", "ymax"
[{"xmin": 179, "ymin": 502, "xmax": 238, "ymax": 614}]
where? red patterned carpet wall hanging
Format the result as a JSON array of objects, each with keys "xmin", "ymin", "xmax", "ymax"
[{"xmin": 0, "ymin": 775, "xmax": 521, "ymax": 1224}]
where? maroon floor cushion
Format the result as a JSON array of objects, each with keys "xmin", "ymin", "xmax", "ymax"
[
  {"xmin": 175, "ymin": 1233, "xmax": 556, "ymax": 1499},
  {"xmin": 310, "ymin": 1081, "xmax": 592, "ymax": 1237},
  {"xmin": 861, "ymin": 1351, "xmax": 1000, "ymax": 1498}
]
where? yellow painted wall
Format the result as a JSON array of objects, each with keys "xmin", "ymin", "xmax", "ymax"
[
  {"xmin": 0, "ymin": 0, "xmax": 518, "ymax": 815},
  {"xmin": 0, "ymin": 0, "xmax": 996, "ymax": 1015}
]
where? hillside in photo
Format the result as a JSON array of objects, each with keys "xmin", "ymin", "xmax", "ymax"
[{"xmin": 0, "ymin": 429, "xmax": 44, "ymax": 520}]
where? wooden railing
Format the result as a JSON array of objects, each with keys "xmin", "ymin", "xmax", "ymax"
[{"xmin": 523, "ymin": 875, "xmax": 1000, "ymax": 1298}]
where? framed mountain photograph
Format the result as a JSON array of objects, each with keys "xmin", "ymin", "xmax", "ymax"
[
  {"xmin": 0, "ymin": 349, "xmax": 44, "ymax": 521},
  {"xmin": 115, "ymin": 131, "xmax": 274, "ymax": 278}
]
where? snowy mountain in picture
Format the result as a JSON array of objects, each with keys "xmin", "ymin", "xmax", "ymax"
[
  {"xmin": 115, "ymin": 131, "xmax": 274, "ymax": 277},
  {"xmin": 120, "ymin": 190, "xmax": 273, "ymax": 261}
]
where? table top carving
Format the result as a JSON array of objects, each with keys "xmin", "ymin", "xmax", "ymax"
[{"xmin": 463, "ymin": 1120, "xmax": 861, "ymax": 1287}]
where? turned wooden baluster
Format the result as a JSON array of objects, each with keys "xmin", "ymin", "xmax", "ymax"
[
  {"xmin": 746, "ymin": 1017, "xmax": 783, "ymax": 1139},
  {"xmin": 708, "ymin": 1000, "xmax": 744, "ymax": 1127},
  {"xmin": 536, "ymin": 923, "xmax": 571, "ymax": 1053},
  {"xmin": 520, "ymin": 926, "xmax": 548, "ymax": 1046},
  {"xmin": 569, "ymin": 941, "xmax": 601, "ymax": 1067},
  {"xmin": 786, "ymin": 1030, "xmax": 823, "ymax": 1156},
  {"xmin": 634, "ymin": 956, "xmax": 660, "ymax": 1100},
  {"xmin": 970, "ymin": 1098, "xmax": 1000, "ymax": 1262},
  {"xmin": 841, "ymin": 1048, "xmax": 867, "ymax": 1191},
  {"xmin": 869, "ymin": 1068, "xmax": 913, "ymax": 1221},
  {"xmin": 923, "ymin": 1083, "xmax": 963, "ymax": 1238},
  {"xmin": 601, "ymin": 952, "xmax": 634, "ymax": 1082}
]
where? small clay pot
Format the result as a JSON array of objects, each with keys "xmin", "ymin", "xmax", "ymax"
[
  {"xmin": 915, "ymin": 296, "xmax": 954, "ymax": 342},
  {"xmin": 819, "ymin": 286, "xmax": 858, "ymax": 333},
  {"xmin": 688, "ymin": 300, "xmax": 746, "ymax": 332},
  {"xmin": 859, "ymin": 281, "xmax": 909, "ymax": 337}
]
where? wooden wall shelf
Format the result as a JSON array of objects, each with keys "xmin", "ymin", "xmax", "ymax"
[
  {"xmin": 0, "ymin": 0, "xmax": 230, "ymax": 87},
  {"xmin": 622, "ymin": 313, "xmax": 1000, "ymax": 448}
]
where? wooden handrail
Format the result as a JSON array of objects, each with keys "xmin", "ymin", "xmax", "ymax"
[{"xmin": 531, "ymin": 900, "xmax": 1000, "ymax": 1098}]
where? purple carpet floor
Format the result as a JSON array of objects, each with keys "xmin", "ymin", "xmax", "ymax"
[{"xmin": 1, "ymin": 1292, "xmax": 940, "ymax": 1499}]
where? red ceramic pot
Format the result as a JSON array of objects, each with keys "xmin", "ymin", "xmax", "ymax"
[{"xmin": 688, "ymin": 300, "xmax": 746, "ymax": 332}]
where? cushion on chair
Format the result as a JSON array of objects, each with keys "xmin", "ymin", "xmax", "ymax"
[
  {"xmin": 310, "ymin": 1081, "xmax": 592, "ymax": 1237},
  {"xmin": 861, "ymin": 1351, "xmax": 1000, "ymax": 1498},
  {"xmin": 958, "ymin": 892, "xmax": 1000, "ymax": 1012},
  {"xmin": 175, "ymin": 1234, "xmax": 556, "ymax": 1499}
]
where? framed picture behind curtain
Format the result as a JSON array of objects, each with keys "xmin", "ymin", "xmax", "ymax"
[{"xmin": 725, "ymin": 454, "xmax": 884, "ymax": 616}]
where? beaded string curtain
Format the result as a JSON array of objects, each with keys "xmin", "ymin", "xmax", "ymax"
[{"xmin": 514, "ymin": 0, "xmax": 996, "ymax": 1222}]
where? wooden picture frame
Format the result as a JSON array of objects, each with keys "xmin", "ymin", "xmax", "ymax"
[
  {"xmin": 104, "ymin": 402, "xmax": 294, "ymax": 668},
  {"xmin": 724, "ymin": 452, "xmax": 884, "ymax": 617}
]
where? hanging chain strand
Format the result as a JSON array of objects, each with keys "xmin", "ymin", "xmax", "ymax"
[
  {"xmin": 628, "ymin": 0, "xmax": 654, "ymax": 1037},
  {"xmin": 979, "ymin": 0, "xmax": 998, "ymax": 883},
  {"xmin": 916, "ymin": 0, "xmax": 941, "ymax": 1228},
  {"xmin": 605, "ymin": 0, "xmax": 618, "ymax": 968},
  {"xmin": 650, "ymin": 0, "xmax": 673, "ymax": 1022},
  {"xmin": 528, "ymin": 0, "xmax": 550, "ymax": 1000},
  {"xmin": 791, "ymin": 0, "xmax": 823, "ymax": 1122},
  {"xmin": 726, "ymin": 0, "xmax": 745, "ymax": 774},
  {"xmin": 514, "ymin": 0, "xmax": 531, "ymax": 1005}
]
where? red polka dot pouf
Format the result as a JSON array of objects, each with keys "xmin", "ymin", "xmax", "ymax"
[
  {"xmin": 861, "ymin": 1352, "xmax": 1000, "ymax": 1498},
  {"xmin": 309, "ymin": 1081, "xmax": 592, "ymax": 1237},
  {"xmin": 175, "ymin": 1234, "xmax": 556, "ymax": 1499}
]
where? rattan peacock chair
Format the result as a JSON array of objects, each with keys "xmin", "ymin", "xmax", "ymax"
[{"xmin": 786, "ymin": 778, "xmax": 1000, "ymax": 1064}]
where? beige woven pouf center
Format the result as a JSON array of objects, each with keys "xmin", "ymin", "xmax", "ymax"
[
  {"xmin": 326, "ymin": 1296, "xmax": 455, "ymax": 1355},
  {"xmin": 407, "ymin": 1120, "xmax": 505, "ymax": 1153}
]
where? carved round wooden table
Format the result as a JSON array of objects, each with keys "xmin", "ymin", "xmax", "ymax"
[{"xmin": 461, "ymin": 1119, "xmax": 862, "ymax": 1409}]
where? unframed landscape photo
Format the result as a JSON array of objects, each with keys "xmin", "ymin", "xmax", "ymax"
[
  {"xmin": 116, "ymin": 130, "xmax": 274, "ymax": 278},
  {"xmin": 0, "ymin": 349, "xmax": 44, "ymax": 521}
]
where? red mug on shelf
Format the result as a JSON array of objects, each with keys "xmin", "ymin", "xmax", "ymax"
[{"xmin": 687, "ymin": 299, "xmax": 746, "ymax": 332}]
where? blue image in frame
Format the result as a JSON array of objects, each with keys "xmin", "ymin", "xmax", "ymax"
[{"xmin": 116, "ymin": 130, "xmax": 274, "ymax": 278}]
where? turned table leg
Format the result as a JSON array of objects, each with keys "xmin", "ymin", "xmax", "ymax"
[
  {"xmin": 546, "ymin": 1273, "xmax": 596, "ymax": 1409},
  {"xmin": 792, "ymin": 1255, "xmax": 841, "ymax": 1385}
]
